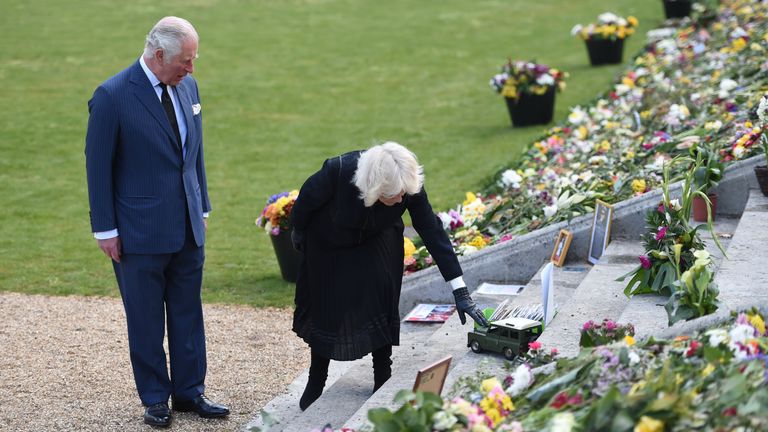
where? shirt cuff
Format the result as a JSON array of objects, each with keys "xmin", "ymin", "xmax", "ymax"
[
  {"xmin": 448, "ymin": 276, "xmax": 466, "ymax": 290},
  {"xmin": 203, "ymin": 212, "xmax": 209, "ymax": 218},
  {"xmin": 94, "ymin": 229, "xmax": 118, "ymax": 240}
]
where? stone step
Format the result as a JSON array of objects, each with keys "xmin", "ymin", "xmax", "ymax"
[{"xmin": 713, "ymin": 190, "xmax": 768, "ymax": 311}]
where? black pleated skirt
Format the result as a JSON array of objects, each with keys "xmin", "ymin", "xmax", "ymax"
[{"xmin": 292, "ymin": 210, "xmax": 404, "ymax": 361}]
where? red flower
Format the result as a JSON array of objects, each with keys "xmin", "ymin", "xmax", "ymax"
[
  {"xmin": 529, "ymin": 341, "xmax": 542, "ymax": 350},
  {"xmin": 686, "ymin": 340, "xmax": 701, "ymax": 357},
  {"xmin": 550, "ymin": 392, "xmax": 569, "ymax": 409},
  {"xmin": 722, "ymin": 407, "xmax": 737, "ymax": 417}
]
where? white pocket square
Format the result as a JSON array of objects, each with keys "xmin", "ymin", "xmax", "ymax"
[{"xmin": 192, "ymin": 103, "xmax": 202, "ymax": 115}]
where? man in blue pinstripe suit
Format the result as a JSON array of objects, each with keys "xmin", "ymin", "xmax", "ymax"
[{"xmin": 85, "ymin": 16, "xmax": 228, "ymax": 427}]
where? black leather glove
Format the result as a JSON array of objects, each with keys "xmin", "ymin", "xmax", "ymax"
[
  {"xmin": 291, "ymin": 229, "xmax": 305, "ymax": 252},
  {"xmin": 453, "ymin": 287, "xmax": 489, "ymax": 327}
]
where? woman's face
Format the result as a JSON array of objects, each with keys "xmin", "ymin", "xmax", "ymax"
[{"xmin": 378, "ymin": 192, "xmax": 405, "ymax": 206}]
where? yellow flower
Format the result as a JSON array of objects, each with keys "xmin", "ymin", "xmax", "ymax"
[
  {"xmin": 748, "ymin": 314, "xmax": 766, "ymax": 335},
  {"xmin": 634, "ymin": 416, "xmax": 664, "ymax": 432},
  {"xmin": 627, "ymin": 16, "xmax": 638, "ymax": 27},
  {"xmin": 701, "ymin": 363, "xmax": 716, "ymax": 378},
  {"xmin": 464, "ymin": 192, "xmax": 478, "ymax": 206},
  {"xmin": 468, "ymin": 235, "xmax": 488, "ymax": 249},
  {"xmin": 631, "ymin": 179, "xmax": 646, "ymax": 193},
  {"xmin": 745, "ymin": 121, "xmax": 753, "ymax": 128},
  {"xmin": 480, "ymin": 377, "xmax": 500, "ymax": 393},
  {"xmin": 501, "ymin": 395, "xmax": 514, "ymax": 411},
  {"xmin": 640, "ymin": 110, "xmax": 651, "ymax": 119},
  {"xmin": 577, "ymin": 125, "xmax": 588, "ymax": 140},
  {"xmin": 403, "ymin": 237, "xmax": 416, "ymax": 258},
  {"xmin": 625, "ymin": 335, "xmax": 636, "ymax": 346},
  {"xmin": 598, "ymin": 140, "xmax": 611, "ymax": 152},
  {"xmin": 628, "ymin": 380, "xmax": 646, "ymax": 396},
  {"xmin": 732, "ymin": 38, "xmax": 747, "ymax": 51}
]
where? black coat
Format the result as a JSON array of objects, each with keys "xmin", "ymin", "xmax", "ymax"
[{"xmin": 290, "ymin": 151, "xmax": 462, "ymax": 360}]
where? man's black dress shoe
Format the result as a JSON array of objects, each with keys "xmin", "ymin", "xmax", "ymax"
[
  {"xmin": 172, "ymin": 394, "xmax": 230, "ymax": 418},
  {"xmin": 143, "ymin": 402, "xmax": 171, "ymax": 427}
]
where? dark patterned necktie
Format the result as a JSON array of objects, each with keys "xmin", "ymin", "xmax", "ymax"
[{"xmin": 158, "ymin": 83, "xmax": 182, "ymax": 154}]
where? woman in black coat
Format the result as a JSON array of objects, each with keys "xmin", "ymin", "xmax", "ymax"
[{"xmin": 290, "ymin": 142, "xmax": 487, "ymax": 410}]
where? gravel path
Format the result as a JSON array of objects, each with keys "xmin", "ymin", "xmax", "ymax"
[{"xmin": 0, "ymin": 292, "xmax": 309, "ymax": 431}]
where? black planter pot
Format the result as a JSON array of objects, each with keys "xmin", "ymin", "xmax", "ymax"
[
  {"xmin": 269, "ymin": 229, "xmax": 302, "ymax": 282},
  {"xmin": 663, "ymin": 0, "xmax": 692, "ymax": 19},
  {"xmin": 504, "ymin": 87, "xmax": 556, "ymax": 127},
  {"xmin": 755, "ymin": 165, "xmax": 768, "ymax": 197},
  {"xmin": 585, "ymin": 38, "xmax": 625, "ymax": 66}
]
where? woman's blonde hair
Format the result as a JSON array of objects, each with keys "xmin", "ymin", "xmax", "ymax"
[{"xmin": 353, "ymin": 141, "xmax": 424, "ymax": 207}]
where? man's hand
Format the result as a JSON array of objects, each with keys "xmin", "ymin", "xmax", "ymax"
[
  {"xmin": 98, "ymin": 237, "xmax": 122, "ymax": 263},
  {"xmin": 203, "ymin": 218, "xmax": 208, "ymax": 232},
  {"xmin": 453, "ymin": 287, "xmax": 489, "ymax": 327}
]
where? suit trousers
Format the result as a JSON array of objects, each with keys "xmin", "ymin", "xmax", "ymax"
[{"xmin": 113, "ymin": 217, "xmax": 206, "ymax": 406}]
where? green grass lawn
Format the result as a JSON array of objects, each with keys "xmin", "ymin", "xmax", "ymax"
[{"xmin": 0, "ymin": 0, "xmax": 663, "ymax": 307}]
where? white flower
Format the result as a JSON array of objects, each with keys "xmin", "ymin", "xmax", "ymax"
[
  {"xmin": 500, "ymin": 169, "xmax": 523, "ymax": 189},
  {"xmin": 729, "ymin": 324, "xmax": 755, "ymax": 346},
  {"xmin": 614, "ymin": 83, "xmax": 631, "ymax": 95},
  {"xmin": 506, "ymin": 363, "xmax": 534, "ymax": 396},
  {"xmin": 704, "ymin": 120, "xmax": 723, "ymax": 131},
  {"xmin": 597, "ymin": 12, "xmax": 619, "ymax": 23},
  {"xmin": 537, "ymin": 73, "xmax": 555, "ymax": 86},
  {"xmin": 568, "ymin": 107, "xmax": 588, "ymax": 125},
  {"xmin": 757, "ymin": 96, "xmax": 768, "ymax": 124},
  {"xmin": 550, "ymin": 412, "xmax": 576, "ymax": 432},
  {"xmin": 628, "ymin": 350, "xmax": 640, "ymax": 365},
  {"xmin": 543, "ymin": 204, "xmax": 558, "ymax": 219},
  {"xmin": 432, "ymin": 411, "xmax": 458, "ymax": 430},
  {"xmin": 718, "ymin": 79, "xmax": 739, "ymax": 98},
  {"xmin": 570, "ymin": 24, "xmax": 583, "ymax": 36},
  {"xmin": 733, "ymin": 146, "xmax": 746, "ymax": 158},
  {"xmin": 706, "ymin": 328, "xmax": 729, "ymax": 347},
  {"xmin": 669, "ymin": 199, "xmax": 681, "ymax": 211},
  {"xmin": 437, "ymin": 212, "xmax": 453, "ymax": 230}
]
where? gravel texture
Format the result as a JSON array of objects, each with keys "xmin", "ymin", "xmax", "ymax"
[{"xmin": 0, "ymin": 292, "xmax": 309, "ymax": 431}]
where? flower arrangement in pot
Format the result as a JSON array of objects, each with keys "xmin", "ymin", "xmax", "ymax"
[
  {"xmin": 489, "ymin": 60, "xmax": 567, "ymax": 127},
  {"xmin": 571, "ymin": 12, "xmax": 638, "ymax": 66},
  {"xmin": 255, "ymin": 190, "xmax": 301, "ymax": 282}
]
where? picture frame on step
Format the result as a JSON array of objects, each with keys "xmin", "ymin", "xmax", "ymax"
[
  {"xmin": 588, "ymin": 200, "xmax": 614, "ymax": 264},
  {"xmin": 551, "ymin": 229, "xmax": 573, "ymax": 267},
  {"xmin": 412, "ymin": 355, "xmax": 452, "ymax": 395}
]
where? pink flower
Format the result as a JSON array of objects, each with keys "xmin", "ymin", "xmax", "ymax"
[
  {"xmin": 655, "ymin": 226, "xmax": 668, "ymax": 241},
  {"xmin": 550, "ymin": 348, "xmax": 559, "ymax": 356},
  {"xmin": 528, "ymin": 341, "xmax": 542, "ymax": 350},
  {"xmin": 604, "ymin": 320, "xmax": 617, "ymax": 331},
  {"xmin": 657, "ymin": 202, "xmax": 665, "ymax": 213},
  {"xmin": 582, "ymin": 320, "xmax": 595, "ymax": 331},
  {"xmin": 639, "ymin": 255, "xmax": 651, "ymax": 269}
]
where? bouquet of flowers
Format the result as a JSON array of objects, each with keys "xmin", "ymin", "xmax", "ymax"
[
  {"xmin": 489, "ymin": 60, "xmax": 567, "ymax": 100},
  {"xmin": 579, "ymin": 319, "xmax": 635, "ymax": 348},
  {"xmin": 255, "ymin": 190, "xmax": 299, "ymax": 236},
  {"xmin": 571, "ymin": 12, "xmax": 638, "ymax": 41}
]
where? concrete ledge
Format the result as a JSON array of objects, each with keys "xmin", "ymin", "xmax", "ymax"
[{"xmin": 398, "ymin": 156, "xmax": 761, "ymax": 318}]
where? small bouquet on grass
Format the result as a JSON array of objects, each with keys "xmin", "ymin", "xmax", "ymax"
[
  {"xmin": 489, "ymin": 60, "xmax": 567, "ymax": 100},
  {"xmin": 255, "ymin": 190, "xmax": 299, "ymax": 235},
  {"xmin": 571, "ymin": 12, "xmax": 638, "ymax": 41}
]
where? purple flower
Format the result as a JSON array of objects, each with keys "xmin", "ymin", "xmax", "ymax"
[
  {"xmin": 638, "ymin": 255, "xmax": 651, "ymax": 269},
  {"xmin": 655, "ymin": 226, "xmax": 668, "ymax": 241}
]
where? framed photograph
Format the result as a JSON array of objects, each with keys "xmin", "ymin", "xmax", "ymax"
[
  {"xmin": 588, "ymin": 200, "xmax": 614, "ymax": 264},
  {"xmin": 550, "ymin": 229, "xmax": 573, "ymax": 267},
  {"xmin": 412, "ymin": 355, "xmax": 452, "ymax": 395}
]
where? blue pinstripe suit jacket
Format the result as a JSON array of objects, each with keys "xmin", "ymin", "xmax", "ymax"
[{"xmin": 85, "ymin": 61, "xmax": 211, "ymax": 254}]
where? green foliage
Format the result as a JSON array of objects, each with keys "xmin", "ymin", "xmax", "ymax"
[
  {"xmin": 368, "ymin": 391, "xmax": 444, "ymax": 432},
  {"xmin": 664, "ymin": 250, "xmax": 721, "ymax": 325}
]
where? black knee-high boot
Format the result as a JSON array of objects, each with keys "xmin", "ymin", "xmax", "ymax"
[
  {"xmin": 300, "ymin": 350, "xmax": 329, "ymax": 411},
  {"xmin": 372, "ymin": 344, "xmax": 393, "ymax": 393}
]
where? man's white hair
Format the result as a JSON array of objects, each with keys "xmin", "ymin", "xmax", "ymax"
[
  {"xmin": 353, "ymin": 141, "xmax": 424, "ymax": 207},
  {"xmin": 143, "ymin": 16, "xmax": 198, "ymax": 64}
]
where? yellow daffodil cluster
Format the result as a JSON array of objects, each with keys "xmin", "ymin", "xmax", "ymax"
[
  {"xmin": 573, "ymin": 13, "xmax": 638, "ymax": 41},
  {"xmin": 403, "ymin": 237, "xmax": 416, "ymax": 258}
]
